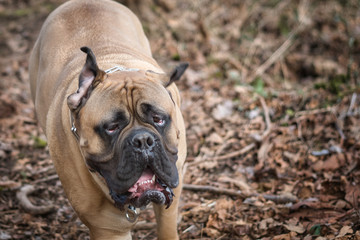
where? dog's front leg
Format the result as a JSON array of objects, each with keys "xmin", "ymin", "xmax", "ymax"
[{"xmin": 153, "ymin": 176, "xmax": 183, "ymax": 240}]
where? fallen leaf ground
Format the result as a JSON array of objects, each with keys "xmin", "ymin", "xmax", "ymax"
[{"xmin": 0, "ymin": 0, "xmax": 359, "ymax": 239}]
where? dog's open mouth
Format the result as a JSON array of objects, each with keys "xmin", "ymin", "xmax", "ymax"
[{"xmin": 110, "ymin": 168, "xmax": 175, "ymax": 210}]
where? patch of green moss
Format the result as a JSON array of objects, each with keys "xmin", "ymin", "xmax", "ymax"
[
  {"xmin": 251, "ymin": 77, "xmax": 268, "ymax": 97},
  {"xmin": 33, "ymin": 136, "xmax": 47, "ymax": 148},
  {"xmin": 172, "ymin": 53, "xmax": 180, "ymax": 61}
]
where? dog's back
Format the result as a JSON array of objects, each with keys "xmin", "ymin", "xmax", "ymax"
[{"xmin": 29, "ymin": 0, "xmax": 154, "ymax": 131}]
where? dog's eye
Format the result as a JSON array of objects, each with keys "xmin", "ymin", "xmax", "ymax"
[
  {"xmin": 105, "ymin": 123, "xmax": 119, "ymax": 134},
  {"xmin": 153, "ymin": 116, "xmax": 165, "ymax": 127}
]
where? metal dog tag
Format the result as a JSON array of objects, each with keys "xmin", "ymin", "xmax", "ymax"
[{"xmin": 125, "ymin": 205, "xmax": 139, "ymax": 223}]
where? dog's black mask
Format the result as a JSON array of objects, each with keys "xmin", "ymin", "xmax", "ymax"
[{"xmin": 85, "ymin": 128, "xmax": 179, "ymax": 209}]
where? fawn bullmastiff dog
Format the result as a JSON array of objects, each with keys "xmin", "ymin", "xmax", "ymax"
[{"xmin": 29, "ymin": 0, "xmax": 188, "ymax": 239}]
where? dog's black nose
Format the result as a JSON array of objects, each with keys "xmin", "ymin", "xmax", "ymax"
[{"xmin": 132, "ymin": 132, "xmax": 155, "ymax": 150}]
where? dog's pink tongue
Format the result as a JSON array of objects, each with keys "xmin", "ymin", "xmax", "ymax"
[{"xmin": 128, "ymin": 169, "xmax": 154, "ymax": 193}]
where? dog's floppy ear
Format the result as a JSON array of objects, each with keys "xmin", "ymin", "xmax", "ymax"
[
  {"xmin": 166, "ymin": 63, "xmax": 189, "ymax": 87},
  {"xmin": 67, "ymin": 47, "xmax": 105, "ymax": 111},
  {"xmin": 145, "ymin": 63, "xmax": 189, "ymax": 88}
]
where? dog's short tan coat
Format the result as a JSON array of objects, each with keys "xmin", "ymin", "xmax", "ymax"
[{"xmin": 29, "ymin": 0, "xmax": 186, "ymax": 239}]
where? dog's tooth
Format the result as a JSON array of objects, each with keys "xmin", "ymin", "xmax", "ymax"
[{"xmin": 152, "ymin": 175, "xmax": 155, "ymax": 182}]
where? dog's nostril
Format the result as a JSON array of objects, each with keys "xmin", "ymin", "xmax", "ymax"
[
  {"xmin": 132, "ymin": 132, "xmax": 155, "ymax": 150},
  {"xmin": 133, "ymin": 138, "xmax": 142, "ymax": 148},
  {"xmin": 146, "ymin": 137, "xmax": 154, "ymax": 147}
]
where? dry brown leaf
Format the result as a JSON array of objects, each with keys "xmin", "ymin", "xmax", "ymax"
[
  {"xmin": 284, "ymin": 223, "xmax": 306, "ymax": 234},
  {"xmin": 273, "ymin": 232, "xmax": 298, "ymax": 240},
  {"xmin": 203, "ymin": 227, "xmax": 221, "ymax": 238},
  {"xmin": 206, "ymin": 132, "xmax": 223, "ymax": 144},
  {"xmin": 312, "ymin": 155, "xmax": 340, "ymax": 172},
  {"xmin": 336, "ymin": 226, "xmax": 353, "ymax": 238},
  {"xmin": 218, "ymin": 176, "xmax": 251, "ymax": 191}
]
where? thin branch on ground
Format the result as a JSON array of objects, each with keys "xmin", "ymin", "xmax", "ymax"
[
  {"xmin": 133, "ymin": 221, "xmax": 156, "ymax": 230},
  {"xmin": 260, "ymin": 96, "xmax": 272, "ymax": 133},
  {"xmin": 16, "ymin": 185, "xmax": 55, "ymax": 215},
  {"xmin": 183, "ymin": 184, "xmax": 247, "ymax": 198},
  {"xmin": 295, "ymin": 106, "xmax": 335, "ymax": 119},
  {"xmin": 0, "ymin": 180, "xmax": 21, "ymax": 189},
  {"xmin": 188, "ymin": 143, "xmax": 256, "ymax": 167},
  {"xmin": 33, "ymin": 174, "xmax": 59, "ymax": 184},
  {"xmin": 334, "ymin": 93, "xmax": 358, "ymax": 140},
  {"xmin": 251, "ymin": 95, "xmax": 272, "ymax": 143},
  {"xmin": 347, "ymin": 93, "xmax": 357, "ymax": 115},
  {"xmin": 248, "ymin": 0, "xmax": 311, "ymax": 82},
  {"xmin": 332, "ymin": 109, "xmax": 346, "ymax": 140},
  {"xmin": 183, "ymin": 184, "xmax": 298, "ymax": 204}
]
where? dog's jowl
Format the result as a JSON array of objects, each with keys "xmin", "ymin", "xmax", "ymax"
[{"xmin": 29, "ymin": 0, "xmax": 188, "ymax": 239}]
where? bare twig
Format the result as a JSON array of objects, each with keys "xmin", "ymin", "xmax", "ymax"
[
  {"xmin": 183, "ymin": 184, "xmax": 247, "ymax": 198},
  {"xmin": 248, "ymin": 0, "xmax": 311, "ymax": 82},
  {"xmin": 255, "ymin": 139, "xmax": 273, "ymax": 171},
  {"xmin": 345, "ymin": 160, "xmax": 358, "ymax": 175},
  {"xmin": 252, "ymin": 96, "xmax": 274, "ymax": 169},
  {"xmin": 31, "ymin": 165, "xmax": 55, "ymax": 176},
  {"xmin": 260, "ymin": 96, "xmax": 271, "ymax": 132},
  {"xmin": 0, "ymin": 180, "xmax": 21, "ymax": 189},
  {"xmin": 133, "ymin": 221, "xmax": 156, "ymax": 230},
  {"xmin": 333, "ymin": 93, "xmax": 358, "ymax": 141},
  {"xmin": 33, "ymin": 174, "xmax": 59, "ymax": 184},
  {"xmin": 347, "ymin": 93, "xmax": 357, "ymax": 115},
  {"xmin": 295, "ymin": 106, "xmax": 335, "ymax": 119},
  {"xmin": 332, "ymin": 109, "xmax": 346, "ymax": 140},
  {"xmin": 16, "ymin": 185, "xmax": 55, "ymax": 215},
  {"xmin": 251, "ymin": 96, "xmax": 272, "ymax": 142},
  {"xmin": 183, "ymin": 184, "xmax": 298, "ymax": 204},
  {"xmin": 210, "ymin": 143, "xmax": 256, "ymax": 161},
  {"xmin": 218, "ymin": 176, "xmax": 251, "ymax": 192},
  {"xmin": 250, "ymin": 30, "xmax": 297, "ymax": 80},
  {"xmin": 188, "ymin": 143, "xmax": 256, "ymax": 167},
  {"xmin": 261, "ymin": 194, "xmax": 298, "ymax": 204}
]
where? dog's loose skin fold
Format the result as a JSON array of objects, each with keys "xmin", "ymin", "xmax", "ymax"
[{"xmin": 29, "ymin": 0, "xmax": 187, "ymax": 239}]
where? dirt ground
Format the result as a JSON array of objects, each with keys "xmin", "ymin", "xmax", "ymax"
[{"xmin": 1, "ymin": 0, "xmax": 360, "ymax": 239}]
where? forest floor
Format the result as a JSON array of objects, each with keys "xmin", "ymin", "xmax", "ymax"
[{"xmin": 0, "ymin": 0, "xmax": 360, "ymax": 239}]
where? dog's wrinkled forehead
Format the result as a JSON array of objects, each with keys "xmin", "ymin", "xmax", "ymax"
[
  {"xmin": 80, "ymin": 70, "xmax": 174, "ymax": 123},
  {"xmin": 106, "ymin": 70, "xmax": 173, "ymax": 105}
]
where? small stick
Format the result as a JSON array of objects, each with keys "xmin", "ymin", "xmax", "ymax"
[
  {"xmin": 295, "ymin": 106, "xmax": 334, "ymax": 118},
  {"xmin": 33, "ymin": 174, "xmax": 59, "ymax": 184},
  {"xmin": 183, "ymin": 184, "xmax": 298, "ymax": 204},
  {"xmin": 248, "ymin": 0, "xmax": 311, "ymax": 82},
  {"xmin": 16, "ymin": 185, "xmax": 55, "ymax": 215},
  {"xmin": 210, "ymin": 143, "xmax": 256, "ymax": 161},
  {"xmin": 251, "ymin": 95, "xmax": 272, "ymax": 142},
  {"xmin": 183, "ymin": 184, "xmax": 247, "ymax": 198},
  {"xmin": 259, "ymin": 96, "xmax": 272, "ymax": 138},
  {"xmin": 347, "ymin": 93, "xmax": 357, "ymax": 115},
  {"xmin": 188, "ymin": 143, "xmax": 256, "ymax": 167},
  {"xmin": 133, "ymin": 221, "xmax": 156, "ymax": 230},
  {"xmin": 0, "ymin": 180, "xmax": 21, "ymax": 189}
]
